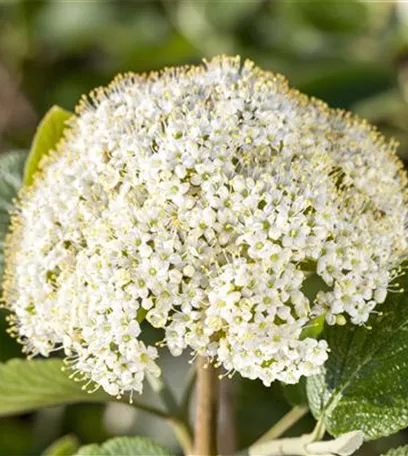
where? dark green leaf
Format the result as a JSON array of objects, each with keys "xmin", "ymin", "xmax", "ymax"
[
  {"xmin": 24, "ymin": 105, "xmax": 72, "ymax": 187},
  {"xmin": 307, "ymin": 274, "xmax": 408, "ymax": 440},
  {"xmin": 74, "ymin": 437, "xmax": 174, "ymax": 456},
  {"xmin": 0, "ymin": 358, "xmax": 110, "ymax": 417}
]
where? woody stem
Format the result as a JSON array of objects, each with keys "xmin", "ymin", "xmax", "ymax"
[{"xmin": 193, "ymin": 356, "xmax": 219, "ymax": 455}]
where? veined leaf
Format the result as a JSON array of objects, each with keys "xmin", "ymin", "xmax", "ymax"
[
  {"xmin": 74, "ymin": 437, "xmax": 174, "ymax": 456},
  {"xmin": 24, "ymin": 105, "xmax": 72, "ymax": 187},
  {"xmin": 0, "ymin": 358, "xmax": 110, "ymax": 416},
  {"xmin": 0, "ymin": 358, "xmax": 167, "ymax": 418},
  {"xmin": 307, "ymin": 274, "xmax": 408, "ymax": 440}
]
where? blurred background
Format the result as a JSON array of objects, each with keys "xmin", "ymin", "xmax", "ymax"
[{"xmin": 1, "ymin": 1, "xmax": 408, "ymax": 455}]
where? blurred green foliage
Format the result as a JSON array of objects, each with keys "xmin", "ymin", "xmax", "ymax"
[
  {"xmin": 1, "ymin": 1, "xmax": 408, "ymax": 455},
  {"xmin": 1, "ymin": 0, "xmax": 408, "ymax": 157}
]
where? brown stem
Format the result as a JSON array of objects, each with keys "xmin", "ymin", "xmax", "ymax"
[
  {"xmin": 193, "ymin": 356, "xmax": 219, "ymax": 456},
  {"xmin": 217, "ymin": 378, "xmax": 236, "ymax": 455}
]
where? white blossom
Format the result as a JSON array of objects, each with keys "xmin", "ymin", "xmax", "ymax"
[{"xmin": 4, "ymin": 56, "xmax": 408, "ymax": 396}]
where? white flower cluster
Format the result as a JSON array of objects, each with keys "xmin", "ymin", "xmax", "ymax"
[{"xmin": 4, "ymin": 56, "xmax": 408, "ymax": 396}]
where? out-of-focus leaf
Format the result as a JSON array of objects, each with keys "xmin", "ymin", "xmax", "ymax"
[
  {"xmin": 281, "ymin": 377, "xmax": 307, "ymax": 407},
  {"xmin": 353, "ymin": 90, "xmax": 405, "ymax": 120},
  {"xmin": 235, "ymin": 376, "xmax": 315, "ymax": 449},
  {"xmin": 74, "ymin": 437, "xmax": 174, "ymax": 456},
  {"xmin": 64, "ymin": 404, "xmax": 110, "ymax": 448},
  {"xmin": 235, "ymin": 378, "xmax": 289, "ymax": 448},
  {"xmin": 307, "ymin": 274, "xmax": 408, "ymax": 440},
  {"xmin": 24, "ymin": 105, "xmax": 72, "ymax": 186},
  {"xmin": 382, "ymin": 445, "xmax": 408, "ymax": 456},
  {"xmin": 0, "ymin": 359, "xmax": 110, "ymax": 417},
  {"xmin": 43, "ymin": 435, "xmax": 79, "ymax": 456},
  {"xmin": 74, "ymin": 445, "xmax": 100, "ymax": 456},
  {"xmin": 0, "ymin": 150, "xmax": 27, "ymax": 281},
  {"xmin": 206, "ymin": 0, "xmax": 261, "ymax": 30},
  {"xmin": 35, "ymin": 1, "xmax": 115, "ymax": 53},
  {"xmin": 0, "ymin": 156, "xmax": 24, "ymax": 360},
  {"xmin": 352, "ymin": 90, "xmax": 408, "ymax": 134},
  {"xmin": 0, "ymin": 418, "xmax": 34, "ymax": 455},
  {"xmin": 297, "ymin": 0, "xmax": 369, "ymax": 33},
  {"xmin": 297, "ymin": 63, "xmax": 393, "ymax": 109}
]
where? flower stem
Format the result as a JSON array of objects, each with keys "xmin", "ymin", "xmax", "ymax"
[
  {"xmin": 254, "ymin": 405, "xmax": 309, "ymax": 445},
  {"xmin": 167, "ymin": 417, "xmax": 194, "ymax": 456},
  {"xmin": 217, "ymin": 377, "xmax": 236, "ymax": 455},
  {"xmin": 146, "ymin": 373, "xmax": 194, "ymax": 455},
  {"xmin": 193, "ymin": 356, "xmax": 219, "ymax": 456},
  {"xmin": 119, "ymin": 398, "xmax": 168, "ymax": 419}
]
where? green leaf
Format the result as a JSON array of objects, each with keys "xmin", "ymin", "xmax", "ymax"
[
  {"xmin": 0, "ymin": 150, "xmax": 27, "ymax": 282},
  {"xmin": 43, "ymin": 435, "xmax": 79, "ymax": 456},
  {"xmin": 307, "ymin": 274, "xmax": 408, "ymax": 440},
  {"xmin": 382, "ymin": 446, "xmax": 408, "ymax": 456},
  {"xmin": 74, "ymin": 437, "xmax": 174, "ymax": 456},
  {"xmin": 24, "ymin": 105, "xmax": 72, "ymax": 187},
  {"xmin": 0, "ymin": 358, "xmax": 110, "ymax": 416}
]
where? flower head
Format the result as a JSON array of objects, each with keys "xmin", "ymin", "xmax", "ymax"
[{"xmin": 4, "ymin": 56, "xmax": 408, "ymax": 396}]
